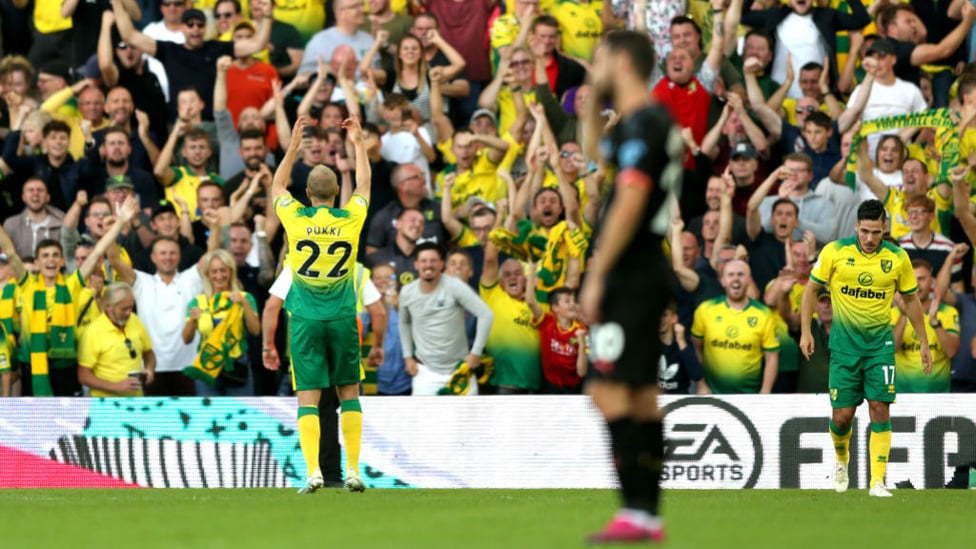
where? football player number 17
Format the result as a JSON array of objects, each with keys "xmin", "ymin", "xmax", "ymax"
[
  {"xmin": 881, "ymin": 365, "xmax": 895, "ymax": 385},
  {"xmin": 296, "ymin": 240, "xmax": 352, "ymax": 279}
]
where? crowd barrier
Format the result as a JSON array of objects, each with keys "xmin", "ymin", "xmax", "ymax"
[{"xmin": 0, "ymin": 395, "xmax": 972, "ymax": 489}]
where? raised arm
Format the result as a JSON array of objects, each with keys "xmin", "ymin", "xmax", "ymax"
[
  {"xmin": 911, "ymin": 2, "xmax": 976, "ymax": 67},
  {"xmin": 746, "ymin": 165, "xmax": 785, "ymax": 240},
  {"xmin": 701, "ymin": 103, "xmax": 732, "ymax": 159},
  {"xmin": 359, "ymin": 30, "xmax": 388, "ymax": 84},
  {"xmin": 669, "ymin": 217, "xmax": 700, "ymax": 292},
  {"xmin": 428, "ymin": 29, "xmax": 467, "ymax": 81},
  {"xmin": 0, "ymin": 225, "xmax": 26, "ymax": 282},
  {"xmin": 214, "ymin": 56, "xmax": 231, "ymax": 113},
  {"xmin": 111, "ymin": 0, "xmax": 156, "ymax": 57},
  {"xmin": 154, "ymin": 121, "xmax": 188, "ymax": 187},
  {"xmin": 819, "ymin": 57, "xmax": 843, "ymax": 119},
  {"xmin": 271, "ymin": 117, "xmax": 308, "ymax": 201},
  {"xmin": 855, "ymin": 139, "xmax": 890, "ymax": 201},
  {"xmin": 440, "ymin": 173, "xmax": 464, "ymax": 240},
  {"xmin": 78, "ymin": 196, "xmax": 138, "ymax": 281},
  {"xmin": 97, "ymin": 10, "xmax": 120, "ymax": 88},
  {"xmin": 429, "ymin": 67, "xmax": 454, "ymax": 146},
  {"xmin": 344, "ymin": 117, "xmax": 371, "ymax": 202},
  {"xmin": 524, "ymin": 262, "xmax": 543, "ymax": 321},
  {"xmin": 742, "ymin": 61, "xmax": 785, "ymax": 140},
  {"xmin": 232, "ymin": 9, "xmax": 272, "ymax": 58},
  {"xmin": 836, "ymin": 65, "xmax": 874, "ymax": 134}
]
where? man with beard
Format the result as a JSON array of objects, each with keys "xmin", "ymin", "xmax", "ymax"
[
  {"xmin": 687, "ymin": 175, "xmax": 748, "ymax": 246},
  {"xmin": 129, "ymin": 200, "xmax": 204, "ymax": 273},
  {"xmin": 112, "ymin": 0, "xmax": 272, "ymax": 121},
  {"xmin": 226, "ymin": 220, "xmax": 276, "ymax": 395},
  {"xmin": 98, "ymin": 9, "xmax": 169, "ymax": 142},
  {"xmin": 692, "ymin": 258, "xmax": 780, "ymax": 394},
  {"xmin": 399, "ymin": 242, "xmax": 494, "ymax": 396},
  {"xmin": 366, "ymin": 207, "xmax": 425, "ymax": 283},
  {"xmin": 220, "ymin": 130, "xmax": 277, "ymax": 201},
  {"xmin": 479, "ymin": 238, "xmax": 540, "ymax": 394},
  {"xmin": 154, "ymin": 125, "xmax": 224, "ymax": 222},
  {"xmin": 366, "ymin": 163, "xmax": 449, "ymax": 256},
  {"xmin": 800, "ymin": 199, "xmax": 931, "ymax": 497},
  {"xmin": 214, "ymin": 56, "xmax": 279, "ymax": 181},
  {"xmin": 90, "ymin": 87, "xmax": 160, "ymax": 174},
  {"xmin": 1, "ymin": 178, "xmax": 65, "ymax": 261},
  {"xmin": 81, "ymin": 126, "xmax": 158, "ymax": 206},
  {"xmin": 60, "ymin": 193, "xmax": 134, "ymax": 276}
]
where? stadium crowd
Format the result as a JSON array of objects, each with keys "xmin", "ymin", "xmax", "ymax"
[{"xmin": 0, "ymin": 0, "xmax": 974, "ymax": 431}]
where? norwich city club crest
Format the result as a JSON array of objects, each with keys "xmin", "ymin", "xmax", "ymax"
[
  {"xmin": 747, "ymin": 317, "xmax": 757, "ymax": 327},
  {"xmin": 881, "ymin": 259, "xmax": 892, "ymax": 273}
]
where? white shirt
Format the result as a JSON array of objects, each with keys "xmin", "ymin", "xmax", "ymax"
[
  {"xmin": 849, "ymin": 77, "xmax": 927, "ymax": 159},
  {"xmin": 380, "ymin": 128, "xmax": 433, "ymax": 196},
  {"xmin": 773, "ymin": 13, "xmax": 827, "ymax": 99},
  {"xmin": 269, "ymin": 264, "xmax": 380, "ymax": 306},
  {"xmin": 132, "ymin": 266, "xmax": 203, "ymax": 372},
  {"xmin": 142, "ymin": 22, "xmax": 185, "ymax": 44}
]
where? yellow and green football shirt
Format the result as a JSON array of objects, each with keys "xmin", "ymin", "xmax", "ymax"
[
  {"xmin": 691, "ymin": 297, "xmax": 780, "ymax": 394},
  {"xmin": 891, "ymin": 304, "xmax": 957, "ymax": 393},
  {"xmin": 883, "ymin": 186, "xmax": 950, "ymax": 239},
  {"xmin": 480, "ymin": 282, "xmax": 541, "ymax": 390},
  {"xmin": 274, "ymin": 192, "xmax": 369, "ymax": 321},
  {"xmin": 165, "ymin": 167, "xmax": 225, "ymax": 222},
  {"xmin": 548, "ymin": 1, "xmax": 602, "ymax": 62},
  {"xmin": 810, "ymin": 237, "xmax": 917, "ymax": 355}
]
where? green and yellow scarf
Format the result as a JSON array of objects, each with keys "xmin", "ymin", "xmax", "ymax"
[
  {"xmin": 845, "ymin": 108, "xmax": 960, "ymax": 189},
  {"xmin": 25, "ymin": 275, "xmax": 76, "ymax": 396},
  {"xmin": 183, "ymin": 293, "xmax": 245, "ymax": 387},
  {"xmin": 0, "ymin": 279, "xmax": 19, "ymax": 348}
]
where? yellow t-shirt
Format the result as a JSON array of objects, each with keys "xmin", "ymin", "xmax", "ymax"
[
  {"xmin": 34, "ymin": 0, "xmax": 72, "ymax": 34},
  {"xmin": 78, "ymin": 312, "xmax": 152, "ymax": 397},
  {"xmin": 548, "ymin": 0, "xmax": 603, "ymax": 61},
  {"xmin": 275, "ymin": 192, "xmax": 369, "ymax": 321},
  {"xmin": 883, "ymin": 187, "xmax": 948, "ymax": 239},
  {"xmin": 435, "ymin": 150, "xmax": 506, "ymax": 208},
  {"xmin": 479, "ymin": 281, "xmax": 541, "ymax": 390},
  {"xmin": 809, "ymin": 237, "xmax": 917, "ymax": 355},
  {"xmin": 274, "ymin": 0, "xmax": 326, "ymax": 42},
  {"xmin": 891, "ymin": 304, "xmax": 957, "ymax": 393},
  {"xmin": 691, "ymin": 297, "xmax": 780, "ymax": 394},
  {"xmin": 165, "ymin": 167, "xmax": 226, "ymax": 221}
]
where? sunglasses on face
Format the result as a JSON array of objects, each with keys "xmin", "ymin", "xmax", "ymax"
[
  {"xmin": 185, "ymin": 20, "xmax": 205, "ymax": 29},
  {"xmin": 796, "ymin": 105, "xmax": 818, "ymax": 114},
  {"xmin": 161, "ymin": 1, "xmax": 184, "ymax": 6},
  {"xmin": 215, "ymin": 12, "xmax": 234, "ymax": 19}
]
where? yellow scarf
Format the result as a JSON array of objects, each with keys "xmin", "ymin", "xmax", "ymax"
[
  {"xmin": 845, "ymin": 108, "xmax": 959, "ymax": 189},
  {"xmin": 182, "ymin": 293, "xmax": 245, "ymax": 387}
]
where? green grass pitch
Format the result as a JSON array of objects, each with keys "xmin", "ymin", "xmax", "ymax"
[{"xmin": 0, "ymin": 489, "xmax": 970, "ymax": 547}]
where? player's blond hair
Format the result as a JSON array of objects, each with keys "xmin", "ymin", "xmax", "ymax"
[{"xmin": 307, "ymin": 165, "xmax": 339, "ymax": 202}]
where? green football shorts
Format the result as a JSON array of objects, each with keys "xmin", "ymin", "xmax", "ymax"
[
  {"xmin": 288, "ymin": 313, "xmax": 361, "ymax": 391},
  {"xmin": 828, "ymin": 349, "xmax": 897, "ymax": 408}
]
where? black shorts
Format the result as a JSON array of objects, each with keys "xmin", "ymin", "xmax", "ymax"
[{"xmin": 589, "ymin": 261, "xmax": 673, "ymax": 386}]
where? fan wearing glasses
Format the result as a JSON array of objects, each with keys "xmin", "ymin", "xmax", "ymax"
[
  {"xmin": 78, "ymin": 281, "xmax": 156, "ymax": 397},
  {"xmin": 111, "ymin": 0, "xmax": 273, "ymax": 121}
]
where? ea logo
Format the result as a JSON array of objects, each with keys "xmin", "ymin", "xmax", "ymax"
[
  {"xmin": 661, "ymin": 397, "xmax": 763, "ymax": 489},
  {"xmin": 858, "ymin": 272, "xmax": 874, "ymax": 286},
  {"xmin": 589, "ymin": 322, "xmax": 625, "ymax": 364}
]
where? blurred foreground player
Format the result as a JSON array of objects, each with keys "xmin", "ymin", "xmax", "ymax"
[{"xmin": 579, "ymin": 30, "xmax": 684, "ymax": 544}]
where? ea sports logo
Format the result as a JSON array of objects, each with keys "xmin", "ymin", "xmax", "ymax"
[{"xmin": 662, "ymin": 398, "xmax": 763, "ymax": 489}]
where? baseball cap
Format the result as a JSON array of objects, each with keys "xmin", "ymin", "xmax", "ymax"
[
  {"xmin": 469, "ymin": 108, "xmax": 497, "ymax": 127},
  {"xmin": 232, "ymin": 20, "xmax": 256, "ymax": 34},
  {"xmin": 39, "ymin": 59, "xmax": 71, "ymax": 81},
  {"xmin": 79, "ymin": 55, "xmax": 101, "ymax": 79},
  {"xmin": 106, "ymin": 174, "xmax": 135, "ymax": 191},
  {"xmin": 182, "ymin": 8, "xmax": 206, "ymax": 24},
  {"xmin": 730, "ymin": 142, "xmax": 757, "ymax": 160},
  {"xmin": 866, "ymin": 38, "xmax": 896, "ymax": 57},
  {"xmin": 817, "ymin": 287, "xmax": 831, "ymax": 300},
  {"xmin": 466, "ymin": 196, "xmax": 497, "ymax": 215},
  {"xmin": 152, "ymin": 199, "xmax": 178, "ymax": 219}
]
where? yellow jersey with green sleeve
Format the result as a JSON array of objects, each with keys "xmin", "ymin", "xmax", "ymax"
[
  {"xmin": 891, "ymin": 304, "xmax": 957, "ymax": 393},
  {"xmin": 809, "ymin": 237, "xmax": 917, "ymax": 355},
  {"xmin": 274, "ymin": 192, "xmax": 369, "ymax": 321},
  {"xmin": 691, "ymin": 297, "xmax": 780, "ymax": 394},
  {"xmin": 548, "ymin": 0, "xmax": 603, "ymax": 61},
  {"xmin": 883, "ymin": 187, "xmax": 947, "ymax": 239}
]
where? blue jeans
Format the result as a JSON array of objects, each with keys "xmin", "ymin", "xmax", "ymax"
[{"xmin": 195, "ymin": 376, "xmax": 254, "ymax": 397}]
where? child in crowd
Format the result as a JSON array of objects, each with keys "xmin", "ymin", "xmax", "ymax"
[{"xmin": 526, "ymin": 272, "xmax": 587, "ymax": 394}]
